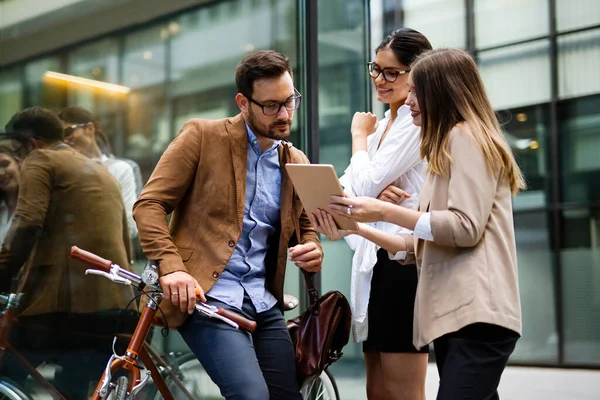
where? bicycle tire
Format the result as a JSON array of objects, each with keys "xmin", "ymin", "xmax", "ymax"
[
  {"xmin": 109, "ymin": 376, "xmax": 129, "ymax": 400},
  {"xmin": 300, "ymin": 369, "xmax": 340, "ymax": 400},
  {"xmin": 0, "ymin": 378, "xmax": 33, "ymax": 400}
]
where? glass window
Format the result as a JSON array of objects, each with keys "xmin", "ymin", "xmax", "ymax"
[
  {"xmin": 558, "ymin": 94, "xmax": 600, "ymax": 204},
  {"xmin": 0, "ymin": 67, "xmax": 23, "ymax": 129},
  {"xmin": 67, "ymin": 38, "xmax": 122, "ymax": 113},
  {"xmin": 402, "ymin": 0, "xmax": 466, "ymax": 48},
  {"xmin": 25, "ymin": 56, "xmax": 65, "ymax": 109},
  {"xmin": 123, "ymin": 25, "xmax": 168, "ymax": 181},
  {"xmin": 67, "ymin": 38, "xmax": 125, "ymax": 155},
  {"xmin": 317, "ymin": 0, "xmax": 369, "ymax": 363},
  {"xmin": 556, "ymin": 0, "xmax": 600, "ymax": 32},
  {"xmin": 511, "ymin": 211, "xmax": 558, "ymax": 363},
  {"xmin": 474, "ymin": 0, "xmax": 549, "ymax": 49},
  {"xmin": 560, "ymin": 207, "xmax": 600, "ymax": 365},
  {"xmin": 502, "ymin": 104, "xmax": 552, "ymax": 209},
  {"xmin": 558, "ymin": 29, "xmax": 600, "ymax": 100},
  {"xmin": 478, "ymin": 40, "xmax": 551, "ymax": 110},
  {"xmin": 169, "ymin": 0, "xmax": 299, "ymax": 143}
]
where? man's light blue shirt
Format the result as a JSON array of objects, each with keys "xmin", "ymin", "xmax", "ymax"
[{"xmin": 206, "ymin": 125, "xmax": 281, "ymax": 312}]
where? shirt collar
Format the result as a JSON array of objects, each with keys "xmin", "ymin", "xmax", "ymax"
[
  {"xmin": 245, "ymin": 124, "xmax": 281, "ymax": 154},
  {"xmin": 384, "ymin": 104, "xmax": 411, "ymax": 120}
]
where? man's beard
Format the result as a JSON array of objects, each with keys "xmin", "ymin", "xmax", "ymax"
[{"xmin": 247, "ymin": 108, "xmax": 292, "ymax": 141}]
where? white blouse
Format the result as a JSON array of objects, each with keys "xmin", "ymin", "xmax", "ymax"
[{"xmin": 339, "ymin": 105, "xmax": 427, "ymax": 343}]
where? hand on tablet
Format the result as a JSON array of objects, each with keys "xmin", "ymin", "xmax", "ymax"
[
  {"xmin": 289, "ymin": 242, "xmax": 322, "ymax": 272},
  {"xmin": 329, "ymin": 195, "xmax": 388, "ymax": 223},
  {"xmin": 308, "ymin": 210, "xmax": 351, "ymax": 241}
]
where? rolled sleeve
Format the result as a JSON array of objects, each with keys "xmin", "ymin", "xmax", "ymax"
[{"xmin": 414, "ymin": 212, "xmax": 434, "ymax": 241}]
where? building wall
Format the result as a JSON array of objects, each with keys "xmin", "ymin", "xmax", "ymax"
[{"xmin": 0, "ymin": 0, "xmax": 599, "ymax": 374}]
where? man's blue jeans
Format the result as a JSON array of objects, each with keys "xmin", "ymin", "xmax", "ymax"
[{"xmin": 178, "ymin": 294, "xmax": 302, "ymax": 400}]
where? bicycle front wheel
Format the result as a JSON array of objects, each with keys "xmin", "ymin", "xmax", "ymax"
[
  {"xmin": 0, "ymin": 378, "xmax": 33, "ymax": 400},
  {"xmin": 300, "ymin": 370, "xmax": 340, "ymax": 400},
  {"xmin": 106, "ymin": 376, "xmax": 129, "ymax": 400}
]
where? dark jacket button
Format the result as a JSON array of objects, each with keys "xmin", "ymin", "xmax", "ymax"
[
  {"xmin": 212, "ymin": 271, "xmax": 220, "ymax": 279},
  {"xmin": 228, "ymin": 240, "xmax": 235, "ymax": 247}
]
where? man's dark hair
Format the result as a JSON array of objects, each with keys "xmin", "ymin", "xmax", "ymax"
[
  {"xmin": 375, "ymin": 28, "xmax": 432, "ymax": 66},
  {"xmin": 235, "ymin": 50, "xmax": 293, "ymax": 98},
  {"xmin": 5, "ymin": 107, "xmax": 64, "ymax": 142}
]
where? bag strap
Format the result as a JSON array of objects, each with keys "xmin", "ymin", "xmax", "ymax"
[{"xmin": 285, "ymin": 142, "xmax": 320, "ymax": 306}]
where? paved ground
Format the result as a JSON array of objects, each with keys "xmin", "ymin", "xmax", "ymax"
[{"xmin": 334, "ymin": 363, "xmax": 600, "ymax": 400}]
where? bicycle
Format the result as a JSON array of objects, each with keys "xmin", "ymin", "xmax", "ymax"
[
  {"xmin": 70, "ymin": 246, "xmax": 340, "ymax": 399},
  {"xmin": 0, "ymin": 292, "xmax": 63, "ymax": 400}
]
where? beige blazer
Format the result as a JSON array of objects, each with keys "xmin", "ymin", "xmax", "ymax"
[{"xmin": 401, "ymin": 125, "xmax": 522, "ymax": 349}]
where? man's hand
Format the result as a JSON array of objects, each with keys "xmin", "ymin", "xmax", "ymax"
[
  {"xmin": 377, "ymin": 184, "xmax": 411, "ymax": 204},
  {"xmin": 159, "ymin": 271, "xmax": 206, "ymax": 314},
  {"xmin": 289, "ymin": 242, "xmax": 322, "ymax": 273},
  {"xmin": 308, "ymin": 210, "xmax": 351, "ymax": 241}
]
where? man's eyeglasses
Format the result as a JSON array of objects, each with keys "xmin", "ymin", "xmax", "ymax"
[
  {"xmin": 367, "ymin": 62, "xmax": 410, "ymax": 83},
  {"xmin": 247, "ymin": 89, "xmax": 302, "ymax": 116},
  {"xmin": 64, "ymin": 123, "xmax": 89, "ymax": 137}
]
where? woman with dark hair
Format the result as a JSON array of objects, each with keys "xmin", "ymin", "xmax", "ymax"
[
  {"xmin": 0, "ymin": 146, "xmax": 20, "ymax": 243},
  {"xmin": 57, "ymin": 107, "xmax": 138, "ymax": 240},
  {"xmin": 329, "ymin": 48, "xmax": 525, "ymax": 399},
  {"xmin": 309, "ymin": 28, "xmax": 432, "ymax": 400}
]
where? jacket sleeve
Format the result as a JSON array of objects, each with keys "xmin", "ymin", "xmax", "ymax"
[
  {"xmin": 0, "ymin": 151, "xmax": 52, "ymax": 286},
  {"xmin": 430, "ymin": 127, "xmax": 498, "ymax": 248},
  {"xmin": 133, "ymin": 120, "xmax": 202, "ymax": 275}
]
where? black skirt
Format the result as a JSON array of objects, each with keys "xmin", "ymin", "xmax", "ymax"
[{"xmin": 363, "ymin": 248, "xmax": 429, "ymax": 354}]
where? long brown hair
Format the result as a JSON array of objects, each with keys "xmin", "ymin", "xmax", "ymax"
[{"xmin": 411, "ymin": 48, "xmax": 526, "ymax": 195}]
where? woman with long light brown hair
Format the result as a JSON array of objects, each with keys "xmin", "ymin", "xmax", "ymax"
[{"xmin": 328, "ymin": 48, "xmax": 526, "ymax": 399}]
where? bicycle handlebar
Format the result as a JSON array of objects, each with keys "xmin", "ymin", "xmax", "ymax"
[
  {"xmin": 70, "ymin": 246, "xmax": 112, "ymax": 271},
  {"xmin": 68, "ymin": 246, "xmax": 257, "ymax": 333}
]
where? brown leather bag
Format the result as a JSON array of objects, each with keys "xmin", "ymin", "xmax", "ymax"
[{"xmin": 286, "ymin": 271, "xmax": 352, "ymax": 386}]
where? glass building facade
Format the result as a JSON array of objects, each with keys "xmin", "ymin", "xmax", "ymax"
[{"xmin": 1, "ymin": 0, "xmax": 599, "ymax": 392}]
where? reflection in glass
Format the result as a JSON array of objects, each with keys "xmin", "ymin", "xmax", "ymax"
[
  {"xmin": 0, "ymin": 68, "xmax": 23, "ymax": 129},
  {"xmin": 511, "ymin": 211, "xmax": 558, "ymax": 363},
  {"xmin": 26, "ymin": 57, "xmax": 65, "ymax": 110},
  {"xmin": 558, "ymin": 29, "xmax": 600, "ymax": 100},
  {"xmin": 474, "ymin": 0, "xmax": 548, "ymax": 49},
  {"xmin": 560, "ymin": 207, "xmax": 600, "ymax": 365},
  {"xmin": 479, "ymin": 40, "xmax": 551, "ymax": 110},
  {"xmin": 501, "ymin": 104, "xmax": 551, "ymax": 209},
  {"xmin": 67, "ymin": 39, "xmax": 121, "ymax": 113},
  {"xmin": 67, "ymin": 39, "xmax": 124, "ymax": 156},
  {"xmin": 123, "ymin": 25, "xmax": 168, "ymax": 182},
  {"xmin": 558, "ymin": 94, "xmax": 600, "ymax": 204}
]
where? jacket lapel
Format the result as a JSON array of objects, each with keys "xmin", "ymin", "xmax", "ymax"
[{"xmin": 227, "ymin": 114, "xmax": 249, "ymax": 233}]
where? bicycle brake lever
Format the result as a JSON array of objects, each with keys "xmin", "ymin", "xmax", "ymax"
[
  {"xmin": 130, "ymin": 370, "xmax": 151, "ymax": 398},
  {"xmin": 85, "ymin": 269, "xmax": 131, "ymax": 285},
  {"xmin": 195, "ymin": 303, "xmax": 239, "ymax": 329}
]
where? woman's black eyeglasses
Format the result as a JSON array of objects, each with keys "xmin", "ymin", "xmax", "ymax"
[
  {"xmin": 247, "ymin": 89, "xmax": 302, "ymax": 116},
  {"xmin": 367, "ymin": 62, "xmax": 410, "ymax": 83}
]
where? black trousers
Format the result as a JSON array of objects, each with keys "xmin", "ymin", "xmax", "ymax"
[{"xmin": 433, "ymin": 323, "xmax": 519, "ymax": 400}]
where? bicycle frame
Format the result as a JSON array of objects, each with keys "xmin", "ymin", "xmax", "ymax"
[
  {"xmin": 69, "ymin": 246, "xmax": 257, "ymax": 400},
  {"xmin": 0, "ymin": 294, "xmax": 67, "ymax": 400}
]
